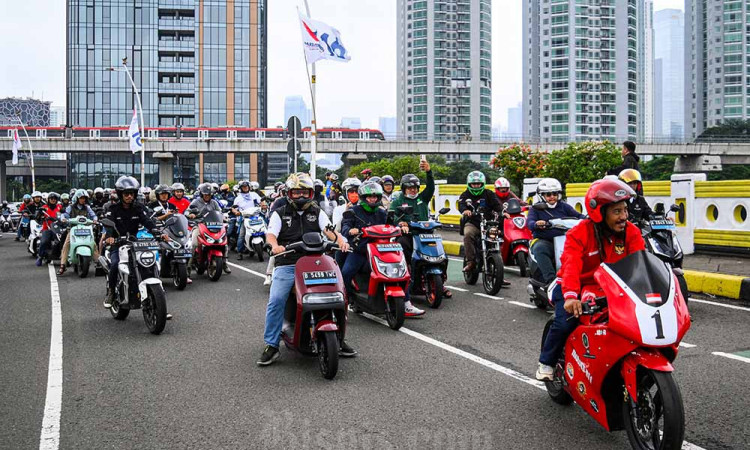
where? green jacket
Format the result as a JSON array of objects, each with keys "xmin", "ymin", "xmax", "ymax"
[{"xmin": 388, "ymin": 170, "xmax": 435, "ymax": 223}]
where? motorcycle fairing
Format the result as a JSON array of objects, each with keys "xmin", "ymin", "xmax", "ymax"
[
  {"xmin": 621, "ymin": 348, "xmax": 675, "ymax": 403},
  {"xmin": 138, "ymin": 278, "xmax": 164, "ymax": 301}
]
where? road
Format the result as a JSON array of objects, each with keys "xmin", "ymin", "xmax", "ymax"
[{"xmin": 1, "ymin": 237, "xmax": 749, "ymax": 449}]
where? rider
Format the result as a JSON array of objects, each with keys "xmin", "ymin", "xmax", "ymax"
[
  {"xmin": 149, "ymin": 184, "xmax": 178, "ymax": 222},
  {"xmin": 92, "ymin": 187, "xmax": 107, "ymax": 209},
  {"xmin": 102, "ymin": 191, "xmax": 119, "ymax": 213},
  {"xmin": 102, "ymin": 176, "xmax": 167, "ymax": 308},
  {"xmin": 60, "ymin": 193, "xmax": 71, "ymax": 210},
  {"xmin": 15, "ymin": 194, "xmax": 33, "ymax": 241},
  {"xmin": 494, "ymin": 177, "xmax": 527, "ymax": 209},
  {"xmin": 219, "ymin": 183, "xmax": 235, "ymax": 205},
  {"xmin": 168, "ymin": 183, "xmax": 191, "ymax": 214},
  {"xmin": 232, "ymin": 180, "xmax": 262, "ymax": 259},
  {"xmin": 37, "ymin": 192, "xmax": 64, "ymax": 266},
  {"xmin": 618, "ymin": 169, "xmax": 653, "ymax": 224},
  {"xmin": 340, "ymin": 181, "xmax": 387, "ymax": 299},
  {"xmin": 187, "ymin": 183, "xmax": 230, "ymax": 274},
  {"xmin": 459, "ymin": 171, "xmax": 507, "ymax": 283},
  {"xmin": 257, "ymin": 172, "xmax": 354, "ymax": 366},
  {"xmin": 332, "ymin": 178, "xmax": 362, "ymax": 232},
  {"xmin": 527, "ymin": 178, "xmax": 585, "ymax": 285},
  {"xmin": 58, "ymin": 189, "xmax": 99, "ymax": 275},
  {"xmin": 380, "ymin": 175, "xmax": 396, "ymax": 209},
  {"xmin": 536, "ymin": 179, "xmax": 645, "ymax": 380},
  {"xmin": 360, "ymin": 168, "xmax": 373, "ymax": 182}
]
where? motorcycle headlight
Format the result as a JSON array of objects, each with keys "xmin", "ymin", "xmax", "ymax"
[
  {"xmin": 374, "ymin": 256, "xmax": 407, "ymax": 278},
  {"xmin": 302, "ymin": 292, "xmax": 344, "ymax": 304},
  {"xmin": 421, "ymin": 254, "xmax": 446, "ymax": 263},
  {"xmin": 672, "ymin": 233, "xmax": 683, "ymax": 258},
  {"xmin": 204, "ymin": 233, "xmax": 215, "ymax": 244},
  {"xmin": 169, "ymin": 240, "xmax": 182, "ymax": 250},
  {"xmin": 136, "ymin": 251, "xmax": 156, "ymax": 267},
  {"xmin": 487, "ymin": 227, "xmax": 500, "ymax": 240}
]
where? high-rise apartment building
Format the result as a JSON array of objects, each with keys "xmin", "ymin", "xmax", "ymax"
[
  {"xmin": 685, "ymin": 1, "xmax": 747, "ymax": 140},
  {"xmin": 397, "ymin": 0, "xmax": 492, "ymax": 141},
  {"xmin": 654, "ymin": 8, "xmax": 684, "ymax": 141},
  {"xmin": 523, "ymin": 0, "xmax": 646, "ymax": 143},
  {"xmin": 66, "ymin": 0, "xmax": 267, "ymax": 188},
  {"xmin": 640, "ymin": 0, "xmax": 654, "ymax": 141}
]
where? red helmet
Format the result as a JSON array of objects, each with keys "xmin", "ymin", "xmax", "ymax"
[
  {"xmin": 585, "ymin": 179, "xmax": 635, "ymax": 223},
  {"xmin": 494, "ymin": 177, "xmax": 511, "ymax": 200},
  {"xmin": 360, "ymin": 168, "xmax": 372, "ymax": 176}
]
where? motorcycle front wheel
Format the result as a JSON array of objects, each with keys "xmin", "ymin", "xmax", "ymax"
[
  {"xmin": 516, "ymin": 252, "xmax": 529, "ymax": 278},
  {"xmin": 623, "ymin": 370, "xmax": 685, "ymax": 450},
  {"xmin": 142, "ymin": 285, "xmax": 168, "ymax": 335},
  {"xmin": 482, "ymin": 253, "xmax": 504, "ymax": 295},
  {"xmin": 173, "ymin": 263, "xmax": 188, "ymax": 290},
  {"xmin": 254, "ymin": 242, "xmax": 265, "ymax": 262},
  {"xmin": 463, "ymin": 255, "xmax": 479, "ymax": 285},
  {"xmin": 78, "ymin": 255, "xmax": 90, "ymax": 278},
  {"xmin": 425, "ymin": 273, "xmax": 444, "ymax": 309},
  {"xmin": 385, "ymin": 295, "xmax": 405, "ymax": 330},
  {"xmin": 208, "ymin": 256, "xmax": 224, "ymax": 281},
  {"xmin": 317, "ymin": 331, "xmax": 339, "ymax": 380}
]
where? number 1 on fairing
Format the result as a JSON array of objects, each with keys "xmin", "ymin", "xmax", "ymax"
[{"xmin": 651, "ymin": 310, "xmax": 665, "ymax": 339}]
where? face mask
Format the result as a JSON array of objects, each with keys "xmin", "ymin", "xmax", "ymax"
[
  {"xmin": 347, "ymin": 192, "xmax": 359, "ymax": 204},
  {"xmin": 405, "ymin": 191, "xmax": 418, "ymax": 200}
]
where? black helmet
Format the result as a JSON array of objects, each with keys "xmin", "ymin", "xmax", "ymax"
[
  {"xmin": 199, "ymin": 184, "xmax": 213, "ymax": 197},
  {"xmin": 381, "ymin": 175, "xmax": 395, "ymax": 186},
  {"xmin": 115, "ymin": 176, "xmax": 140, "ymax": 200},
  {"xmin": 48, "ymin": 192, "xmax": 60, "ymax": 202},
  {"xmin": 155, "ymin": 184, "xmax": 172, "ymax": 198}
]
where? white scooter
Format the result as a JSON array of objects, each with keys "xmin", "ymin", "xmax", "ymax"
[
  {"xmin": 27, "ymin": 217, "xmax": 44, "ymax": 257},
  {"xmin": 241, "ymin": 206, "xmax": 267, "ymax": 262}
]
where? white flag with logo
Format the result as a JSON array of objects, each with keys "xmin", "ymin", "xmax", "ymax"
[
  {"xmin": 299, "ymin": 13, "xmax": 351, "ymax": 64},
  {"xmin": 128, "ymin": 109, "xmax": 142, "ymax": 154},
  {"xmin": 11, "ymin": 129, "xmax": 22, "ymax": 165}
]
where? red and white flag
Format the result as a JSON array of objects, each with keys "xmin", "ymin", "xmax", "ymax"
[
  {"xmin": 646, "ymin": 293, "xmax": 662, "ymax": 304},
  {"xmin": 11, "ymin": 129, "xmax": 22, "ymax": 165}
]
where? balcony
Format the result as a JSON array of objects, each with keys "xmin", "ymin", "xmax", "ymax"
[
  {"xmin": 158, "ymin": 17, "xmax": 195, "ymax": 31},
  {"xmin": 158, "ymin": 39, "xmax": 195, "ymax": 51},
  {"xmin": 158, "ymin": 60, "xmax": 194, "ymax": 72},
  {"xmin": 158, "ymin": 82, "xmax": 195, "ymax": 93}
]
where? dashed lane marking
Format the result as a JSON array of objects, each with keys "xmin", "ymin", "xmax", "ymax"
[
  {"xmin": 226, "ymin": 261, "xmax": 267, "ymax": 279},
  {"xmin": 444, "ymin": 285, "xmax": 468, "ymax": 292},
  {"xmin": 689, "ymin": 298, "xmax": 750, "ymax": 313},
  {"xmin": 40, "ymin": 263, "xmax": 63, "ymax": 450},
  {"xmin": 679, "ymin": 342, "xmax": 697, "ymax": 349},
  {"xmin": 712, "ymin": 352, "xmax": 750, "ymax": 365},
  {"xmin": 508, "ymin": 301, "xmax": 537, "ymax": 309},
  {"xmin": 474, "ymin": 292, "xmax": 505, "ymax": 300}
]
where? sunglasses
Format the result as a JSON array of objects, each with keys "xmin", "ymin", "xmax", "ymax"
[{"xmin": 543, "ymin": 192, "xmax": 559, "ymax": 197}]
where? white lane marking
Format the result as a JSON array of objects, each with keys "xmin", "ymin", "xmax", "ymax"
[
  {"xmin": 681, "ymin": 442, "xmax": 707, "ymax": 450},
  {"xmin": 40, "ymin": 263, "xmax": 63, "ymax": 450},
  {"xmin": 444, "ymin": 285, "xmax": 468, "ymax": 292},
  {"xmin": 679, "ymin": 342, "xmax": 697, "ymax": 349},
  {"xmin": 448, "ymin": 257, "xmax": 463, "ymax": 263},
  {"xmin": 474, "ymin": 292, "xmax": 505, "ymax": 301},
  {"xmin": 712, "ymin": 352, "xmax": 750, "ymax": 365},
  {"xmin": 689, "ymin": 298, "xmax": 750, "ymax": 313},
  {"xmin": 361, "ymin": 312, "xmax": 545, "ymax": 391},
  {"xmin": 226, "ymin": 261, "xmax": 267, "ymax": 279},
  {"xmin": 448, "ymin": 256, "xmax": 522, "ymax": 274},
  {"xmin": 509, "ymin": 301, "xmax": 536, "ymax": 309}
]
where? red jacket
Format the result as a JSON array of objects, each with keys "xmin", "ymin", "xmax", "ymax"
[
  {"xmin": 559, "ymin": 219, "xmax": 645, "ymax": 301},
  {"xmin": 169, "ymin": 197, "xmax": 191, "ymax": 214},
  {"xmin": 40, "ymin": 204, "xmax": 63, "ymax": 231}
]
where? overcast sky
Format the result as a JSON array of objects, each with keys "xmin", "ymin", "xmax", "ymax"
[{"xmin": 0, "ymin": 0, "xmax": 685, "ymax": 130}]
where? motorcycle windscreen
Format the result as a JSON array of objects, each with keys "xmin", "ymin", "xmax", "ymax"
[
  {"xmin": 203, "ymin": 210, "xmax": 224, "ymax": 232},
  {"xmin": 594, "ymin": 251, "xmax": 690, "ymax": 347},
  {"xmin": 167, "ymin": 214, "xmax": 189, "ymax": 237}
]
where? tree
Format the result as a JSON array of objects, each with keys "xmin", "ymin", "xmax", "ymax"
[
  {"xmin": 640, "ymin": 156, "xmax": 677, "ymax": 181},
  {"xmin": 697, "ymin": 119, "xmax": 750, "ymax": 141},
  {"xmin": 4, "ymin": 179, "xmax": 28, "ymax": 201},
  {"xmin": 346, "ymin": 155, "xmax": 450, "ymax": 183},
  {"xmin": 36, "ymin": 179, "xmax": 72, "ymax": 195},
  {"xmin": 489, "ymin": 144, "xmax": 548, "ymax": 192},
  {"xmin": 443, "ymin": 158, "xmax": 502, "ymax": 184},
  {"xmin": 541, "ymin": 141, "xmax": 621, "ymax": 188}
]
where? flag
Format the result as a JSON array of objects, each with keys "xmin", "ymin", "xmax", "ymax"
[
  {"xmin": 299, "ymin": 13, "xmax": 351, "ymax": 64},
  {"xmin": 646, "ymin": 293, "xmax": 662, "ymax": 305},
  {"xmin": 12, "ymin": 129, "xmax": 21, "ymax": 165},
  {"xmin": 128, "ymin": 109, "xmax": 142, "ymax": 154}
]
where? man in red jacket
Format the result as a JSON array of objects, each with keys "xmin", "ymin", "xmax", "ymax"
[
  {"xmin": 168, "ymin": 182, "xmax": 191, "ymax": 214},
  {"xmin": 536, "ymin": 179, "xmax": 645, "ymax": 381},
  {"xmin": 37, "ymin": 192, "xmax": 64, "ymax": 266}
]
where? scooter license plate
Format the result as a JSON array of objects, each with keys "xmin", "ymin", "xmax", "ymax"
[
  {"xmin": 377, "ymin": 244, "xmax": 402, "ymax": 252},
  {"xmin": 419, "ymin": 234, "xmax": 441, "ymax": 242},
  {"xmin": 650, "ymin": 219, "xmax": 674, "ymax": 230},
  {"xmin": 303, "ymin": 271, "xmax": 338, "ymax": 285},
  {"xmin": 74, "ymin": 229, "xmax": 91, "ymax": 236}
]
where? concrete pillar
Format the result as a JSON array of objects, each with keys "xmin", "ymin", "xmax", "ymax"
[
  {"xmin": 0, "ymin": 154, "xmax": 6, "ymax": 202},
  {"xmin": 341, "ymin": 153, "xmax": 367, "ymax": 176},
  {"xmin": 154, "ymin": 152, "xmax": 174, "ymax": 186},
  {"xmin": 674, "ymin": 155, "xmax": 722, "ymax": 172}
]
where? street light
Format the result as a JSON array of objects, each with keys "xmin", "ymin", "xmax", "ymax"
[{"xmin": 106, "ymin": 57, "xmax": 146, "ymax": 187}]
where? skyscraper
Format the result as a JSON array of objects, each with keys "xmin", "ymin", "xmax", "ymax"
[
  {"xmin": 379, "ymin": 116, "xmax": 397, "ymax": 140},
  {"xmin": 66, "ymin": 0, "xmax": 267, "ymax": 187},
  {"xmin": 654, "ymin": 8, "xmax": 684, "ymax": 141},
  {"xmin": 506, "ymin": 102, "xmax": 522, "ymax": 139},
  {"xmin": 640, "ymin": 0, "xmax": 654, "ymax": 141},
  {"xmin": 397, "ymin": 0, "xmax": 492, "ymax": 141},
  {"xmin": 283, "ymin": 95, "xmax": 311, "ymax": 128},
  {"xmin": 684, "ymin": 2, "xmax": 745, "ymax": 140},
  {"xmin": 523, "ymin": 0, "xmax": 646, "ymax": 143}
]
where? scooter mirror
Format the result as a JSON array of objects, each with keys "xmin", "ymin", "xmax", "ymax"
[
  {"xmin": 302, "ymin": 232, "xmax": 324, "ymax": 247},
  {"xmin": 532, "ymin": 201, "xmax": 548, "ymax": 211},
  {"xmin": 397, "ymin": 205, "xmax": 414, "ymax": 216},
  {"xmin": 100, "ymin": 218, "xmax": 116, "ymax": 229},
  {"xmin": 438, "ymin": 207, "xmax": 451, "ymax": 215},
  {"xmin": 669, "ymin": 204, "xmax": 680, "ymax": 213}
]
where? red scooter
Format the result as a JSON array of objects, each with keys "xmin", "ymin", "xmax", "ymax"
[
  {"xmin": 541, "ymin": 251, "xmax": 691, "ymax": 449},
  {"xmin": 344, "ymin": 213, "xmax": 409, "ymax": 330},
  {"xmin": 189, "ymin": 208, "xmax": 227, "ymax": 281},
  {"xmin": 277, "ymin": 232, "xmax": 348, "ymax": 379},
  {"xmin": 501, "ymin": 198, "xmax": 532, "ymax": 276}
]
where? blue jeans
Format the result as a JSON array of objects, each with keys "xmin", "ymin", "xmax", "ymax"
[
  {"xmin": 108, "ymin": 248, "xmax": 121, "ymax": 292},
  {"xmin": 532, "ymin": 239, "xmax": 557, "ymax": 284},
  {"xmin": 263, "ymin": 265, "xmax": 296, "ymax": 348},
  {"xmin": 539, "ymin": 285, "xmax": 578, "ymax": 366},
  {"xmin": 341, "ymin": 251, "xmax": 368, "ymax": 294},
  {"xmin": 17, "ymin": 217, "xmax": 29, "ymax": 239},
  {"xmin": 237, "ymin": 223, "xmax": 246, "ymax": 253}
]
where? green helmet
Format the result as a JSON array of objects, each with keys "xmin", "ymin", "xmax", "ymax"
[
  {"xmin": 466, "ymin": 171, "xmax": 486, "ymax": 196},
  {"xmin": 358, "ymin": 182, "xmax": 383, "ymax": 212}
]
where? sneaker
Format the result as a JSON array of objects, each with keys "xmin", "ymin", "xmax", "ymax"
[
  {"xmin": 339, "ymin": 340, "xmax": 358, "ymax": 357},
  {"xmin": 536, "ymin": 363, "xmax": 555, "ymax": 381},
  {"xmin": 103, "ymin": 291, "xmax": 115, "ymax": 309},
  {"xmin": 263, "ymin": 275, "xmax": 272, "ymax": 286},
  {"xmin": 187, "ymin": 277, "xmax": 193, "ymax": 285},
  {"xmin": 237, "ymin": 254, "xmax": 244, "ymax": 261},
  {"xmin": 166, "ymin": 313, "xmax": 173, "ymax": 320},
  {"xmin": 502, "ymin": 280, "xmax": 511, "ymax": 287},
  {"xmin": 14, "ymin": 237, "xmax": 20, "ymax": 241},
  {"xmin": 223, "ymin": 264, "xmax": 232, "ymax": 274},
  {"xmin": 256, "ymin": 345, "xmax": 280, "ymax": 366},
  {"xmin": 404, "ymin": 301, "xmax": 425, "ymax": 317},
  {"xmin": 443, "ymin": 287, "xmax": 452, "ymax": 298},
  {"xmin": 36, "ymin": 257, "xmax": 43, "ymax": 267}
]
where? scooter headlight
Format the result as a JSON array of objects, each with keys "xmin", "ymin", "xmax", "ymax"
[
  {"xmin": 420, "ymin": 254, "xmax": 446, "ymax": 263},
  {"xmin": 204, "ymin": 233, "xmax": 215, "ymax": 244},
  {"xmin": 169, "ymin": 240, "xmax": 182, "ymax": 250},
  {"xmin": 487, "ymin": 226, "xmax": 500, "ymax": 241},
  {"xmin": 136, "ymin": 251, "xmax": 156, "ymax": 267},
  {"xmin": 302, "ymin": 292, "xmax": 345, "ymax": 304},
  {"xmin": 374, "ymin": 256, "xmax": 407, "ymax": 279}
]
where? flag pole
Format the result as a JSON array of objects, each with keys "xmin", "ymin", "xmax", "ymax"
[
  {"xmin": 303, "ymin": 0, "xmax": 317, "ymax": 180},
  {"xmin": 15, "ymin": 117, "xmax": 37, "ymax": 191},
  {"xmin": 122, "ymin": 59, "xmax": 146, "ymax": 187}
]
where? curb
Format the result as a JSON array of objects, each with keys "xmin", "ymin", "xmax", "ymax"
[{"xmin": 442, "ymin": 240, "xmax": 749, "ymax": 301}]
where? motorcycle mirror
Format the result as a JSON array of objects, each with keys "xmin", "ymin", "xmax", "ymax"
[
  {"xmin": 302, "ymin": 232, "xmax": 324, "ymax": 247},
  {"xmin": 397, "ymin": 205, "xmax": 414, "ymax": 216},
  {"xmin": 100, "ymin": 218, "xmax": 116, "ymax": 229},
  {"xmin": 153, "ymin": 206, "xmax": 164, "ymax": 214},
  {"xmin": 669, "ymin": 204, "xmax": 680, "ymax": 213},
  {"xmin": 438, "ymin": 207, "xmax": 451, "ymax": 215},
  {"xmin": 532, "ymin": 202, "xmax": 548, "ymax": 211}
]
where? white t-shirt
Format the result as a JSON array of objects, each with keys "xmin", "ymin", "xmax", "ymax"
[
  {"xmin": 233, "ymin": 192, "xmax": 261, "ymax": 211},
  {"xmin": 332, "ymin": 203, "xmax": 354, "ymax": 232},
  {"xmin": 267, "ymin": 209, "xmax": 331, "ymax": 238}
]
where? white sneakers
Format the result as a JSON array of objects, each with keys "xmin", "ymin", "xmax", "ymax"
[
  {"xmin": 263, "ymin": 274, "xmax": 272, "ymax": 286},
  {"xmin": 536, "ymin": 363, "xmax": 554, "ymax": 381},
  {"xmin": 404, "ymin": 301, "xmax": 425, "ymax": 317}
]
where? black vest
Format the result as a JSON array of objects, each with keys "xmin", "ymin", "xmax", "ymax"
[
  {"xmin": 68, "ymin": 205, "xmax": 90, "ymax": 219},
  {"xmin": 275, "ymin": 203, "xmax": 322, "ymax": 267}
]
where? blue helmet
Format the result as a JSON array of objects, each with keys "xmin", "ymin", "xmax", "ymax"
[{"xmin": 23, "ymin": 194, "xmax": 31, "ymax": 200}]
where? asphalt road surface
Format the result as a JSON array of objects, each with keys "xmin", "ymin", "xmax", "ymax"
[{"xmin": 1, "ymin": 238, "xmax": 749, "ymax": 449}]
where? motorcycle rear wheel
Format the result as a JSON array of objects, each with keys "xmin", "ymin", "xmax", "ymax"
[
  {"xmin": 623, "ymin": 370, "xmax": 685, "ymax": 450},
  {"xmin": 516, "ymin": 252, "xmax": 529, "ymax": 278},
  {"xmin": 385, "ymin": 296, "xmax": 405, "ymax": 330},
  {"xmin": 482, "ymin": 253, "xmax": 504, "ymax": 295},
  {"xmin": 463, "ymin": 255, "xmax": 479, "ymax": 285},
  {"xmin": 79, "ymin": 255, "xmax": 90, "ymax": 278},
  {"xmin": 540, "ymin": 319, "xmax": 573, "ymax": 405},
  {"xmin": 208, "ymin": 256, "xmax": 224, "ymax": 281},
  {"xmin": 425, "ymin": 273, "xmax": 444, "ymax": 309},
  {"xmin": 254, "ymin": 242, "xmax": 264, "ymax": 262},
  {"xmin": 317, "ymin": 331, "xmax": 339, "ymax": 380},
  {"xmin": 143, "ymin": 285, "xmax": 168, "ymax": 335},
  {"xmin": 173, "ymin": 264, "xmax": 188, "ymax": 290}
]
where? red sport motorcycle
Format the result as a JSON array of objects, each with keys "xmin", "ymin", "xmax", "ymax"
[
  {"xmin": 344, "ymin": 211, "xmax": 409, "ymax": 330},
  {"xmin": 501, "ymin": 198, "xmax": 532, "ymax": 277},
  {"xmin": 189, "ymin": 208, "xmax": 227, "ymax": 281},
  {"xmin": 541, "ymin": 250, "xmax": 691, "ymax": 450}
]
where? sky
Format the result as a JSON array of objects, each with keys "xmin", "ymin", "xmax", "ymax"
[{"xmin": 0, "ymin": 0, "xmax": 686, "ymax": 130}]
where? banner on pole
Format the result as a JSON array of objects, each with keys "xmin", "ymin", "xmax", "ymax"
[
  {"xmin": 128, "ymin": 109, "xmax": 142, "ymax": 154},
  {"xmin": 12, "ymin": 129, "xmax": 21, "ymax": 165},
  {"xmin": 299, "ymin": 13, "xmax": 351, "ymax": 64}
]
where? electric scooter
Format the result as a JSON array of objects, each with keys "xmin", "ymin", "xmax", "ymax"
[
  {"xmin": 241, "ymin": 206, "xmax": 268, "ymax": 262},
  {"xmin": 407, "ymin": 207, "xmax": 451, "ymax": 308},
  {"xmin": 66, "ymin": 216, "xmax": 97, "ymax": 278},
  {"xmin": 501, "ymin": 198, "xmax": 533, "ymax": 277}
]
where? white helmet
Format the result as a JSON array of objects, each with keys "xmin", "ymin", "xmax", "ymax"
[
  {"xmin": 94, "ymin": 187, "xmax": 104, "ymax": 195},
  {"xmin": 341, "ymin": 177, "xmax": 362, "ymax": 192},
  {"xmin": 42, "ymin": 192, "xmax": 49, "ymax": 202},
  {"xmin": 536, "ymin": 178, "xmax": 562, "ymax": 195},
  {"xmin": 31, "ymin": 191, "xmax": 42, "ymax": 198},
  {"xmin": 249, "ymin": 181, "xmax": 260, "ymax": 191}
]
